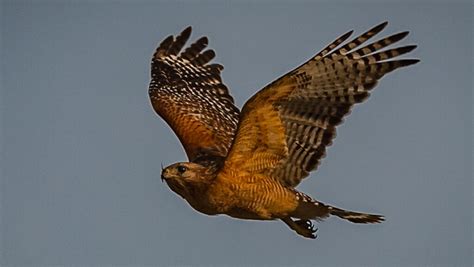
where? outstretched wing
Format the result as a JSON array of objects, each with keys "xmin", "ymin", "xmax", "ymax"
[
  {"xmin": 223, "ymin": 22, "xmax": 418, "ymax": 187},
  {"xmin": 149, "ymin": 27, "xmax": 240, "ymax": 162}
]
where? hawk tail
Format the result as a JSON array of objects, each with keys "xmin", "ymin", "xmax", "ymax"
[
  {"xmin": 327, "ymin": 206, "xmax": 384, "ymax": 224},
  {"xmin": 293, "ymin": 192, "xmax": 384, "ymax": 224}
]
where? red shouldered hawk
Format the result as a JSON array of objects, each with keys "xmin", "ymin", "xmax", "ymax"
[{"xmin": 149, "ymin": 22, "xmax": 418, "ymax": 239}]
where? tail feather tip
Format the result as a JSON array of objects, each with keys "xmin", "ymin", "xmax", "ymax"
[{"xmin": 329, "ymin": 207, "xmax": 385, "ymax": 224}]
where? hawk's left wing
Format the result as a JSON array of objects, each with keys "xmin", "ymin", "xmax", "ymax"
[
  {"xmin": 223, "ymin": 22, "xmax": 418, "ymax": 187},
  {"xmin": 149, "ymin": 27, "xmax": 240, "ymax": 162}
]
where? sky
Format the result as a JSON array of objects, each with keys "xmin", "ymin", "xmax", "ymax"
[{"xmin": 1, "ymin": 1, "xmax": 472, "ymax": 267}]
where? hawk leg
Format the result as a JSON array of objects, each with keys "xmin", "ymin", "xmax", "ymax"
[{"xmin": 282, "ymin": 217, "xmax": 318, "ymax": 239}]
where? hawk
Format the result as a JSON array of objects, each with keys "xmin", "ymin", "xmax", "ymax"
[{"xmin": 149, "ymin": 22, "xmax": 418, "ymax": 239}]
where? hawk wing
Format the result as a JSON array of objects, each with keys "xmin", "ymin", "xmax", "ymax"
[
  {"xmin": 223, "ymin": 22, "xmax": 418, "ymax": 187},
  {"xmin": 149, "ymin": 27, "xmax": 240, "ymax": 162}
]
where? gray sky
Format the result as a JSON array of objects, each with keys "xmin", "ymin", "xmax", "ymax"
[{"xmin": 1, "ymin": 1, "xmax": 472, "ymax": 266}]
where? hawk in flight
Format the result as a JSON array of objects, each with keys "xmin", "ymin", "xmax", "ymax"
[{"xmin": 149, "ymin": 22, "xmax": 418, "ymax": 239}]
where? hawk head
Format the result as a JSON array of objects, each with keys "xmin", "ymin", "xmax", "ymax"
[{"xmin": 161, "ymin": 162, "xmax": 215, "ymax": 200}]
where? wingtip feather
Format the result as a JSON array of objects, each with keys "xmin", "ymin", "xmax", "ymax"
[
  {"xmin": 374, "ymin": 21, "xmax": 389, "ymax": 31},
  {"xmin": 183, "ymin": 25, "xmax": 192, "ymax": 34},
  {"xmin": 340, "ymin": 29, "xmax": 354, "ymax": 40},
  {"xmin": 400, "ymin": 59, "xmax": 420, "ymax": 66}
]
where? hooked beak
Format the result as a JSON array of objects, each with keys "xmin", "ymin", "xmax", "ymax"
[{"xmin": 160, "ymin": 162, "xmax": 165, "ymax": 183}]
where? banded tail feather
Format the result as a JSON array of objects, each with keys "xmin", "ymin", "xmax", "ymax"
[
  {"xmin": 328, "ymin": 206, "xmax": 384, "ymax": 224},
  {"xmin": 292, "ymin": 191, "xmax": 384, "ymax": 224}
]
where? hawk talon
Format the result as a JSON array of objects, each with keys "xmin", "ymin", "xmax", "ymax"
[
  {"xmin": 297, "ymin": 220, "xmax": 317, "ymax": 234},
  {"xmin": 283, "ymin": 218, "xmax": 318, "ymax": 239}
]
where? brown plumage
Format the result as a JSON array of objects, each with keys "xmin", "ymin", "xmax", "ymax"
[{"xmin": 149, "ymin": 22, "xmax": 419, "ymax": 239}]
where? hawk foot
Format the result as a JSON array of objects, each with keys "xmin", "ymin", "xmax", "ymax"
[
  {"xmin": 294, "ymin": 219, "xmax": 318, "ymax": 239},
  {"xmin": 282, "ymin": 218, "xmax": 318, "ymax": 239}
]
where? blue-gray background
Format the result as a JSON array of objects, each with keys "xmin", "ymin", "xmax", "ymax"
[{"xmin": 1, "ymin": 1, "xmax": 472, "ymax": 266}]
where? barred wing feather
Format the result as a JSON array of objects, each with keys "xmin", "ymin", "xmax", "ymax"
[
  {"xmin": 224, "ymin": 22, "xmax": 419, "ymax": 187},
  {"xmin": 149, "ymin": 27, "xmax": 240, "ymax": 162}
]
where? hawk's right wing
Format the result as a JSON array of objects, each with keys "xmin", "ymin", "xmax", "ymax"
[
  {"xmin": 223, "ymin": 22, "xmax": 418, "ymax": 187},
  {"xmin": 149, "ymin": 27, "xmax": 240, "ymax": 162}
]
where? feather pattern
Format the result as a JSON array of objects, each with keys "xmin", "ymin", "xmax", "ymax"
[
  {"xmin": 149, "ymin": 27, "xmax": 240, "ymax": 162},
  {"xmin": 224, "ymin": 22, "xmax": 418, "ymax": 187}
]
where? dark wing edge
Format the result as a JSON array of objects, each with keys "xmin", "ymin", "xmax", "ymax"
[
  {"xmin": 224, "ymin": 22, "xmax": 419, "ymax": 187},
  {"xmin": 149, "ymin": 27, "xmax": 240, "ymax": 162}
]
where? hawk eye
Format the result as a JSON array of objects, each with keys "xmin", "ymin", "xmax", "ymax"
[{"xmin": 177, "ymin": 165, "xmax": 187, "ymax": 174}]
